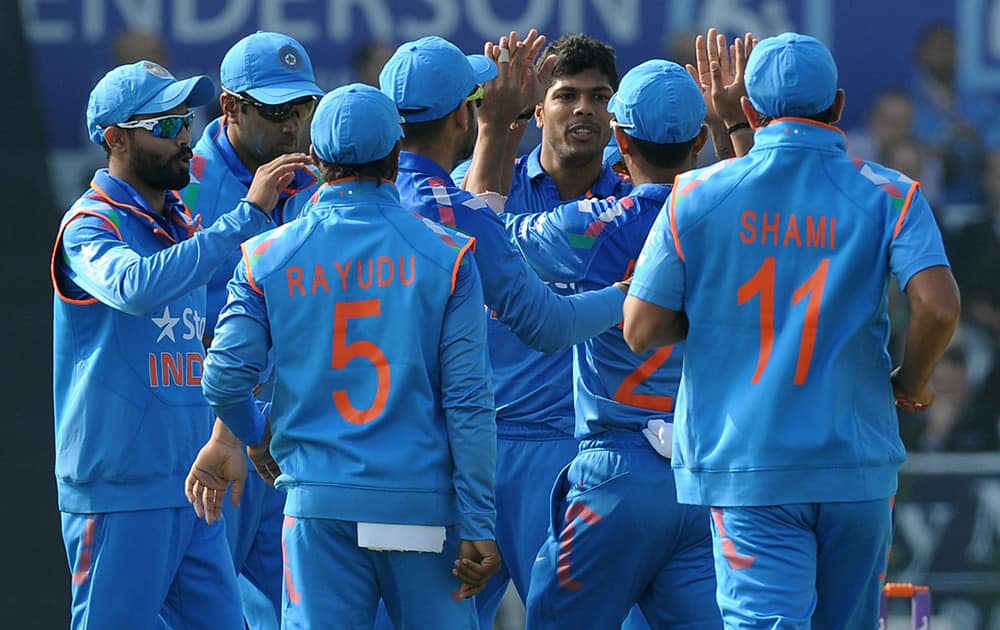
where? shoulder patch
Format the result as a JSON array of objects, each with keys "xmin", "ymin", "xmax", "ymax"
[
  {"xmin": 244, "ymin": 222, "xmax": 296, "ymax": 270},
  {"xmin": 852, "ymin": 158, "xmax": 917, "ymax": 213},
  {"xmin": 673, "ymin": 159, "xmax": 734, "ymax": 200}
]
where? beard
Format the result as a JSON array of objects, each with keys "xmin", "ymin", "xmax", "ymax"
[
  {"xmin": 131, "ymin": 141, "xmax": 192, "ymax": 191},
  {"xmin": 454, "ymin": 103, "xmax": 478, "ymax": 164}
]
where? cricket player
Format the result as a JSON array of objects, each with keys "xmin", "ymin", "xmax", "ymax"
[
  {"xmin": 181, "ymin": 31, "xmax": 323, "ymax": 628},
  {"xmin": 380, "ymin": 35, "xmax": 627, "ymax": 354},
  {"xmin": 460, "ymin": 34, "xmax": 635, "ymax": 627},
  {"xmin": 52, "ymin": 60, "xmax": 310, "ymax": 628},
  {"xmin": 186, "ymin": 83, "xmax": 501, "ymax": 630},
  {"xmin": 505, "ymin": 59, "xmax": 722, "ymax": 630},
  {"xmin": 624, "ymin": 33, "xmax": 961, "ymax": 628}
]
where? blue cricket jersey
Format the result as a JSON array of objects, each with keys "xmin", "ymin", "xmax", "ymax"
[
  {"xmin": 494, "ymin": 146, "xmax": 632, "ymax": 433},
  {"xmin": 506, "ymin": 183, "xmax": 682, "ymax": 439},
  {"xmin": 202, "ymin": 179, "xmax": 497, "ymax": 541},
  {"xmin": 629, "ymin": 119, "xmax": 951, "ymax": 506},
  {"xmin": 52, "ymin": 169, "xmax": 270, "ymax": 513},
  {"xmin": 182, "ymin": 118, "xmax": 320, "ymax": 334},
  {"xmin": 394, "ymin": 151, "xmax": 625, "ymax": 364}
]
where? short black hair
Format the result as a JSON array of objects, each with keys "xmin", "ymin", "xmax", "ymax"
[
  {"xmin": 317, "ymin": 143, "xmax": 400, "ymax": 184},
  {"xmin": 627, "ymin": 134, "xmax": 699, "ymax": 169},
  {"xmin": 540, "ymin": 34, "xmax": 619, "ymax": 90},
  {"xmin": 756, "ymin": 101, "xmax": 838, "ymax": 127}
]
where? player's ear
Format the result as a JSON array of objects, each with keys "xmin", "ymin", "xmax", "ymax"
[
  {"xmin": 221, "ymin": 92, "xmax": 241, "ymax": 124},
  {"xmin": 740, "ymin": 97, "xmax": 760, "ymax": 129},
  {"xmin": 692, "ymin": 125, "xmax": 709, "ymax": 155},
  {"xmin": 103, "ymin": 126, "xmax": 128, "ymax": 154},
  {"xmin": 828, "ymin": 89, "xmax": 846, "ymax": 125},
  {"xmin": 534, "ymin": 102, "xmax": 544, "ymax": 128},
  {"xmin": 613, "ymin": 126, "xmax": 630, "ymax": 155}
]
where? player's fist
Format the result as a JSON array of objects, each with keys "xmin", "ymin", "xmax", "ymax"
[
  {"xmin": 452, "ymin": 539, "xmax": 502, "ymax": 600},
  {"xmin": 891, "ymin": 367, "xmax": 934, "ymax": 413}
]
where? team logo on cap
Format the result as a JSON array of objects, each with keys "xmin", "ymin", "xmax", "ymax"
[
  {"xmin": 143, "ymin": 61, "xmax": 173, "ymax": 79},
  {"xmin": 277, "ymin": 45, "xmax": 300, "ymax": 71}
]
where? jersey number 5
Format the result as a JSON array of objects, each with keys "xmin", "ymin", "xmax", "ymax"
[
  {"xmin": 332, "ymin": 299, "xmax": 391, "ymax": 424},
  {"xmin": 737, "ymin": 257, "xmax": 830, "ymax": 386}
]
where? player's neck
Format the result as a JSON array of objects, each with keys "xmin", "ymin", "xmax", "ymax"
[
  {"xmin": 628, "ymin": 166, "xmax": 683, "ymax": 188},
  {"xmin": 538, "ymin": 147, "xmax": 603, "ymax": 201},
  {"xmin": 401, "ymin": 140, "xmax": 455, "ymax": 179},
  {"xmin": 107, "ymin": 161, "xmax": 167, "ymax": 216}
]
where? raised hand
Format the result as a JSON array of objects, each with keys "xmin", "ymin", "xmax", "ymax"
[
  {"xmin": 245, "ymin": 153, "xmax": 314, "ymax": 214},
  {"xmin": 687, "ymin": 28, "xmax": 757, "ymax": 127}
]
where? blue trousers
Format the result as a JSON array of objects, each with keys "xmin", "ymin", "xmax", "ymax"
[
  {"xmin": 708, "ymin": 500, "xmax": 892, "ymax": 629},
  {"xmin": 475, "ymin": 429, "xmax": 579, "ymax": 630},
  {"xmin": 223, "ymin": 455, "xmax": 285, "ymax": 630},
  {"xmin": 61, "ymin": 507, "xmax": 243, "ymax": 630},
  {"xmin": 280, "ymin": 516, "xmax": 477, "ymax": 629},
  {"xmin": 526, "ymin": 434, "xmax": 721, "ymax": 629}
]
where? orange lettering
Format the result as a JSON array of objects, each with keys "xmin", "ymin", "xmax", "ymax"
[
  {"xmin": 830, "ymin": 217, "xmax": 836, "ymax": 249},
  {"xmin": 186, "ymin": 353, "xmax": 203, "ymax": 386},
  {"xmin": 312, "ymin": 263, "xmax": 330, "ymax": 294},
  {"xmin": 761, "ymin": 212, "xmax": 780, "ymax": 246},
  {"xmin": 807, "ymin": 216, "xmax": 827, "ymax": 249},
  {"xmin": 377, "ymin": 256, "xmax": 394, "ymax": 287},
  {"xmin": 161, "ymin": 353, "xmax": 183, "ymax": 387},
  {"xmin": 149, "ymin": 354, "xmax": 158, "ymax": 387},
  {"xmin": 400, "ymin": 257, "xmax": 415, "ymax": 286},
  {"xmin": 783, "ymin": 214, "xmax": 802, "ymax": 247},
  {"xmin": 287, "ymin": 266, "xmax": 305, "ymax": 297},
  {"xmin": 740, "ymin": 210, "xmax": 757, "ymax": 244},
  {"xmin": 357, "ymin": 259, "xmax": 373, "ymax": 289},
  {"xmin": 334, "ymin": 260, "xmax": 352, "ymax": 291}
]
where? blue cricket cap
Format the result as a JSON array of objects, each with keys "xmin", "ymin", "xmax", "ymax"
[
  {"xmin": 221, "ymin": 32, "xmax": 324, "ymax": 105},
  {"xmin": 86, "ymin": 60, "xmax": 214, "ymax": 146},
  {"xmin": 311, "ymin": 84, "xmax": 404, "ymax": 165},
  {"xmin": 608, "ymin": 60, "xmax": 705, "ymax": 144},
  {"xmin": 379, "ymin": 36, "xmax": 497, "ymax": 123},
  {"xmin": 745, "ymin": 32, "xmax": 838, "ymax": 118}
]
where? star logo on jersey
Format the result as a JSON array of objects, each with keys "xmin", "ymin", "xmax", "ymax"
[{"xmin": 152, "ymin": 306, "xmax": 180, "ymax": 343}]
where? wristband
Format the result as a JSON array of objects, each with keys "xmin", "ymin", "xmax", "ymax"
[{"xmin": 726, "ymin": 122, "xmax": 751, "ymax": 134}]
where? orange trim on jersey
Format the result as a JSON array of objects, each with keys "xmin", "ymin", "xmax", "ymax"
[
  {"xmin": 450, "ymin": 237, "xmax": 477, "ymax": 294},
  {"xmin": 90, "ymin": 181, "xmax": 177, "ymax": 244},
  {"xmin": 668, "ymin": 177, "xmax": 686, "ymax": 263},
  {"xmin": 892, "ymin": 182, "xmax": 920, "ymax": 240},
  {"xmin": 50, "ymin": 210, "xmax": 125, "ymax": 305},
  {"xmin": 770, "ymin": 116, "xmax": 848, "ymax": 140},
  {"xmin": 240, "ymin": 242, "xmax": 265, "ymax": 296}
]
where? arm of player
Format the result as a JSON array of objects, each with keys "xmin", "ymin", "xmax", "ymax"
[
  {"xmin": 888, "ymin": 186, "xmax": 960, "ymax": 410},
  {"xmin": 470, "ymin": 210, "xmax": 624, "ymax": 352},
  {"xmin": 201, "ymin": 260, "xmax": 273, "ymax": 446},
  {"xmin": 893, "ymin": 267, "xmax": 961, "ymax": 410},
  {"xmin": 60, "ymin": 154, "xmax": 311, "ymax": 317},
  {"xmin": 439, "ymin": 253, "xmax": 501, "ymax": 597},
  {"xmin": 502, "ymin": 200, "xmax": 598, "ymax": 284},
  {"xmin": 623, "ymin": 202, "xmax": 688, "ymax": 353},
  {"xmin": 60, "ymin": 203, "xmax": 267, "ymax": 316}
]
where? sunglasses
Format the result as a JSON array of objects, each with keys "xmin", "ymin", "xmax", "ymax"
[
  {"xmin": 226, "ymin": 90, "xmax": 318, "ymax": 122},
  {"xmin": 466, "ymin": 84, "xmax": 484, "ymax": 108},
  {"xmin": 116, "ymin": 112, "xmax": 194, "ymax": 139}
]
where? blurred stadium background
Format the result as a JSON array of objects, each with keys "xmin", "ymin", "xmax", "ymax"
[{"xmin": 4, "ymin": 0, "xmax": 999, "ymax": 627}]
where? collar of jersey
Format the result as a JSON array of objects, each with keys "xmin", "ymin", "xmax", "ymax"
[
  {"xmin": 397, "ymin": 151, "xmax": 454, "ymax": 184},
  {"xmin": 524, "ymin": 143, "xmax": 625, "ymax": 199},
  {"xmin": 752, "ymin": 118, "xmax": 848, "ymax": 153},
  {"xmin": 316, "ymin": 177, "xmax": 400, "ymax": 206},
  {"xmin": 630, "ymin": 182, "xmax": 672, "ymax": 205},
  {"xmin": 91, "ymin": 170, "xmax": 185, "ymax": 226}
]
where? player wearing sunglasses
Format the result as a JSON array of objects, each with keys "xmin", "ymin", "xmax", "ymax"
[
  {"xmin": 179, "ymin": 31, "xmax": 324, "ymax": 630},
  {"xmin": 52, "ymin": 60, "xmax": 311, "ymax": 630}
]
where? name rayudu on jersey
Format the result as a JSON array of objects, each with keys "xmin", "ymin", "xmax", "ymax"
[
  {"xmin": 739, "ymin": 210, "xmax": 836, "ymax": 250},
  {"xmin": 285, "ymin": 256, "xmax": 417, "ymax": 296}
]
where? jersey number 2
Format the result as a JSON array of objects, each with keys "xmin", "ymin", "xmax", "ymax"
[
  {"xmin": 332, "ymin": 300, "xmax": 391, "ymax": 424},
  {"xmin": 737, "ymin": 257, "xmax": 830, "ymax": 385}
]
